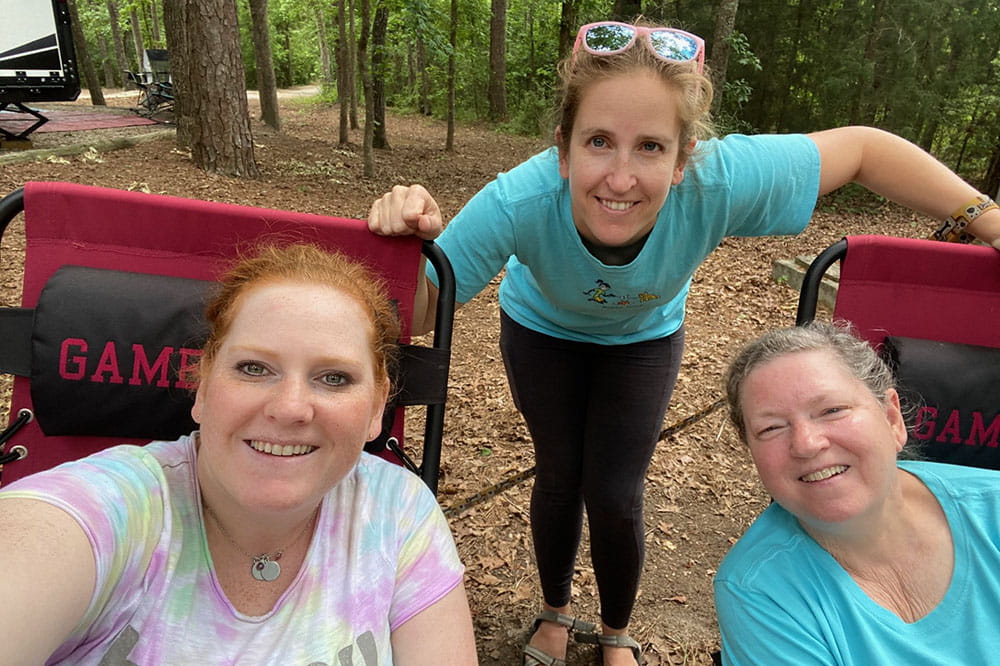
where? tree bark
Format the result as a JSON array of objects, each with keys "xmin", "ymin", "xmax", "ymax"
[
  {"xmin": 162, "ymin": 0, "xmax": 191, "ymax": 147},
  {"xmin": 559, "ymin": 0, "xmax": 577, "ymax": 60},
  {"xmin": 106, "ymin": 0, "xmax": 129, "ymax": 83},
  {"xmin": 337, "ymin": 0, "xmax": 350, "ymax": 144},
  {"xmin": 67, "ymin": 0, "xmax": 106, "ymax": 105},
  {"xmin": 445, "ymin": 0, "xmax": 457, "ymax": 151},
  {"xmin": 358, "ymin": 0, "xmax": 374, "ymax": 176},
  {"xmin": 165, "ymin": 0, "xmax": 259, "ymax": 177},
  {"xmin": 150, "ymin": 0, "xmax": 161, "ymax": 44},
  {"xmin": 611, "ymin": 0, "xmax": 641, "ymax": 21},
  {"xmin": 709, "ymin": 0, "xmax": 739, "ymax": 115},
  {"xmin": 99, "ymin": 36, "xmax": 116, "ymax": 88},
  {"xmin": 130, "ymin": 9, "xmax": 145, "ymax": 73},
  {"xmin": 487, "ymin": 0, "xmax": 507, "ymax": 122},
  {"xmin": 316, "ymin": 7, "xmax": 334, "ymax": 93},
  {"xmin": 348, "ymin": 0, "xmax": 359, "ymax": 129},
  {"xmin": 248, "ymin": 0, "xmax": 281, "ymax": 130},
  {"xmin": 372, "ymin": 5, "xmax": 389, "ymax": 149}
]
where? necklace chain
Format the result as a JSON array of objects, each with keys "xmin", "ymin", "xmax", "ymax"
[{"xmin": 203, "ymin": 502, "xmax": 316, "ymax": 581}]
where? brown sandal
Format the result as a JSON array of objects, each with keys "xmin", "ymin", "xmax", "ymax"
[
  {"xmin": 521, "ymin": 610, "xmax": 597, "ymax": 666},
  {"xmin": 575, "ymin": 631, "xmax": 644, "ymax": 665}
]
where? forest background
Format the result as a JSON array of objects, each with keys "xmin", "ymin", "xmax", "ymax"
[{"xmin": 65, "ymin": 0, "xmax": 1000, "ymax": 195}]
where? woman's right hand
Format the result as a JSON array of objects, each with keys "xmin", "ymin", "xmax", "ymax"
[{"xmin": 368, "ymin": 185, "xmax": 444, "ymax": 240}]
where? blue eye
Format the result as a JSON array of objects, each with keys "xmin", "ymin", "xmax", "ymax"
[
  {"xmin": 322, "ymin": 372, "xmax": 348, "ymax": 387},
  {"xmin": 641, "ymin": 141, "xmax": 661, "ymax": 152},
  {"xmin": 590, "ymin": 136, "xmax": 607, "ymax": 148}
]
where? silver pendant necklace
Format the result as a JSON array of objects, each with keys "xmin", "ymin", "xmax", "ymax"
[{"xmin": 203, "ymin": 503, "xmax": 316, "ymax": 582}]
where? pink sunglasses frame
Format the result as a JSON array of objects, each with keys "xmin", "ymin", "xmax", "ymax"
[{"xmin": 573, "ymin": 21, "xmax": 706, "ymax": 74}]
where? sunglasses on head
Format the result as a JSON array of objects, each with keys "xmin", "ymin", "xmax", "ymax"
[{"xmin": 573, "ymin": 21, "xmax": 705, "ymax": 73}]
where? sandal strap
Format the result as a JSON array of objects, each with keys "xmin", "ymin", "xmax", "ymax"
[
  {"xmin": 575, "ymin": 632, "xmax": 643, "ymax": 662},
  {"xmin": 531, "ymin": 609, "xmax": 597, "ymax": 634},
  {"xmin": 522, "ymin": 644, "xmax": 566, "ymax": 666}
]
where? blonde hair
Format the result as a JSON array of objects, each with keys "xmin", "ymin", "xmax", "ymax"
[
  {"xmin": 199, "ymin": 243, "xmax": 400, "ymax": 388},
  {"xmin": 556, "ymin": 19, "xmax": 715, "ymax": 161}
]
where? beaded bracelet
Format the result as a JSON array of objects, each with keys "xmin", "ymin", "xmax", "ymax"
[{"xmin": 929, "ymin": 194, "xmax": 999, "ymax": 243}]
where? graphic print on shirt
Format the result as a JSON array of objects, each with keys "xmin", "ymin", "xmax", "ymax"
[{"xmin": 583, "ymin": 279, "xmax": 659, "ymax": 307}]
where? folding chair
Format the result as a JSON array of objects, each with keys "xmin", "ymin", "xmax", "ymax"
[
  {"xmin": 0, "ymin": 181, "xmax": 455, "ymax": 494},
  {"xmin": 797, "ymin": 234, "xmax": 1000, "ymax": 468}
]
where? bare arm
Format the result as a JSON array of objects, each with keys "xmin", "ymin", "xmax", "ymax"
[
  {"xmin": 808, "ymin": 126, "xmax": 1000, "ymax": 249},
  {"xmin": 390, "ymin": 584, "xmax": 478, "ymax": 665},
  {"xmin": 369, "ymin": 185, "xmax": 460, "ymax": 336},
  {"xmin": 0, "ymin": 498, "xmax": 96, "ymax": 663}
]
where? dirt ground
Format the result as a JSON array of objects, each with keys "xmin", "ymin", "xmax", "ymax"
[{"xmin": 0, "ymin": 88, "xmax": 934, "ymax": 664}]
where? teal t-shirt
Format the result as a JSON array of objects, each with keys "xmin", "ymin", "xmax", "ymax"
[
  {"xmin": 714, "ymin": 461, "xmax": 1000, "ymax": 665},
  {"xmin": 428, "ymin": 133, "xmax": 820, "ymax": 344}
]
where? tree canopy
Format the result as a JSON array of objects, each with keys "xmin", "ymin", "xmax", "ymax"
[{"xmin": 70, "ymin": 0, "xmax": 1000, "ymax": 190}]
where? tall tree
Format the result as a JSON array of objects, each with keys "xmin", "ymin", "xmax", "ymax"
[
  {"xmin": 611, "ymin": 0, "xmax": 641, "ymax": 21},
  {"xmin": 709, "ymin": 0, "xmax": 739, "ymax": 115},
  {"xmin": 163, "ymin": 0, "xmax": 259, "ymax": 177},
  {"xmin": 316, "ymin": 7, "xmax": 334, "ymax": 93},
  {"xmin": 445, "ymin": 0, "xmax": 457, "ymax": 150},
  {"xmin": 559, "ymin": 0, "xmax": 577, "ymax": 59},
  {"xmin": 358, "ymin": 0, "xmax": 375, "ymax": 176},
  {"xmin": 372, "ymin": 4, "xmax": 390, "ymax": 149},
  {"xmin": 487, "ymin": 0, "xmax": 507, "ymax": 121},
  {"xmin": 130, "ymin": 8, "xmax": 145, "ymax": 71},
  {"xmin": 106, "ymin": 0, "xmax": 129, "ymax": 83},
  {"xmin": 348, "ymin": 0, "xmax": 359, "ymax": 129},
  {"xmin": 337, "ymin": 0, "xmax": 350, "ymax": 144},
  {"xmin": 248, "ymin": 0, "xmax": 281, "ymax": 130},
  {"xmin": 67, "ymin": 0, "xmax": 106, "ymax": 105},
  {"xmin": 162, "ymin": 0, "xmax": 190, "ymax": 146}
]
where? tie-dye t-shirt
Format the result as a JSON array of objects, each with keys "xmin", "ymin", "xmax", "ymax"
[{"xmin": 0, "ymin": 433, "xmax": 465, "ymax": 665}]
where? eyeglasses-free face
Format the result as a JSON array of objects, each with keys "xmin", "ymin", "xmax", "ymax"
[{"xmin": 573, "ymin": 21, "xmax": 705, "ymax": 73}]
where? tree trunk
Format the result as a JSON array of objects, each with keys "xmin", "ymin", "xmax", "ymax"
[
  {"xmin": 487, "ymin": 0, "xmax": 507, "ymax": 122},
  {"xmin": 358, "ymin": 0, "xmax": 374, "ymax": 176},
  {"xmin": 99, "ymin": 37, "xmax": 116, "ymax": 88},
  {"xmin": 106, "ymin": 0, "xmax": 128, "ymax": 83},
  {"xmin": 337, "ymin": 0, "xmax": 350, "ymax": 143},
  {"xmin": 167, "ymin": 0, "xmax": 259, "ymax": 177},
  {"xmin": 248, "ymin": 0, "xmax": 281, "ymax": 130},
  {"xmin": 130, "ymin": 9, "xmax": 145, "ymax": 73},
  {"xmin": 150, "ymin": 0, "xmax": 161, "ymax": 43},
  {"xmin": 559, "ymin": 0, "xmax": 577, "ymax": 60},
  {"xmin": 316, "ymin": 7, "xmax": 334, "ymax": 93},
  {"xmin": 372, "ymin": 5, "xmax": 389, "ymax": 149},
  {"xmin": 611, "ymin": 0, "xmax": 641, "ymax": 21},
  {"xmin": 709, "ymin": 0, "xmax": 739, "ymax": 115},
  {"xmin": 416, "ymin": 37, "xmax": 431, "ymax": 115},
  {"xmin": 67, "ymin": 0, "xmax": 106, "ymax": 105},
  {"xmin": 162, "ymin": 0, "xmax": 191, "ymax": 147},
  {"xmin": 348, "ymin": 0, "xmax": 359, "ymax": 129},
  {"xmin": 445, "ymin": 0, "xmax": 457, "ymax": 151}
]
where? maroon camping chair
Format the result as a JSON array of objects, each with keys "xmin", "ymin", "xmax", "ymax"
[
  {"xmin": 0, "ymin": 181, "xmax": 455, "ymax": 493},
  {"xmin": 797, "ymin": 234, "xmax": 1000, "ymax": 468}
]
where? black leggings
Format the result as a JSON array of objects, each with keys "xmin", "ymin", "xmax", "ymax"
[{"xmin": 499, "ymin": 310, "xmax": 684, "ymax": 629}]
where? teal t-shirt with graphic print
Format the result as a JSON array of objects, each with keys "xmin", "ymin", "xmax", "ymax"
[{"xmin": 427, "ymin": 133, "xmax": 820, "ymax": 344}]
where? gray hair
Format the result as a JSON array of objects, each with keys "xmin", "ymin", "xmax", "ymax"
[{"xmin": 724, "ymin": 321, "xmax": 897, "ymax": 443}]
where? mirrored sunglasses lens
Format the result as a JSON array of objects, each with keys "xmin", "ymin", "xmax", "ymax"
[
  {"xmin": 584, "ymin": 24, "xmax": 635, "ymax": 52},
  {"xmin": 649, "ymin": 31, "xmax": 699, "ymax": 61}
]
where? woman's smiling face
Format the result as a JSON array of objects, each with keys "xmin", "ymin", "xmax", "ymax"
[
  {"xmin": 740, "ymin": 349, "xmax": 907, "ymax": 530},
  {"xmin": 558, "ymin": 69, "xmax": 691, "ymax": 249},
  {"xmin": 192, "ymin": 280, "xmax": 389, "ymax": 515}
]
